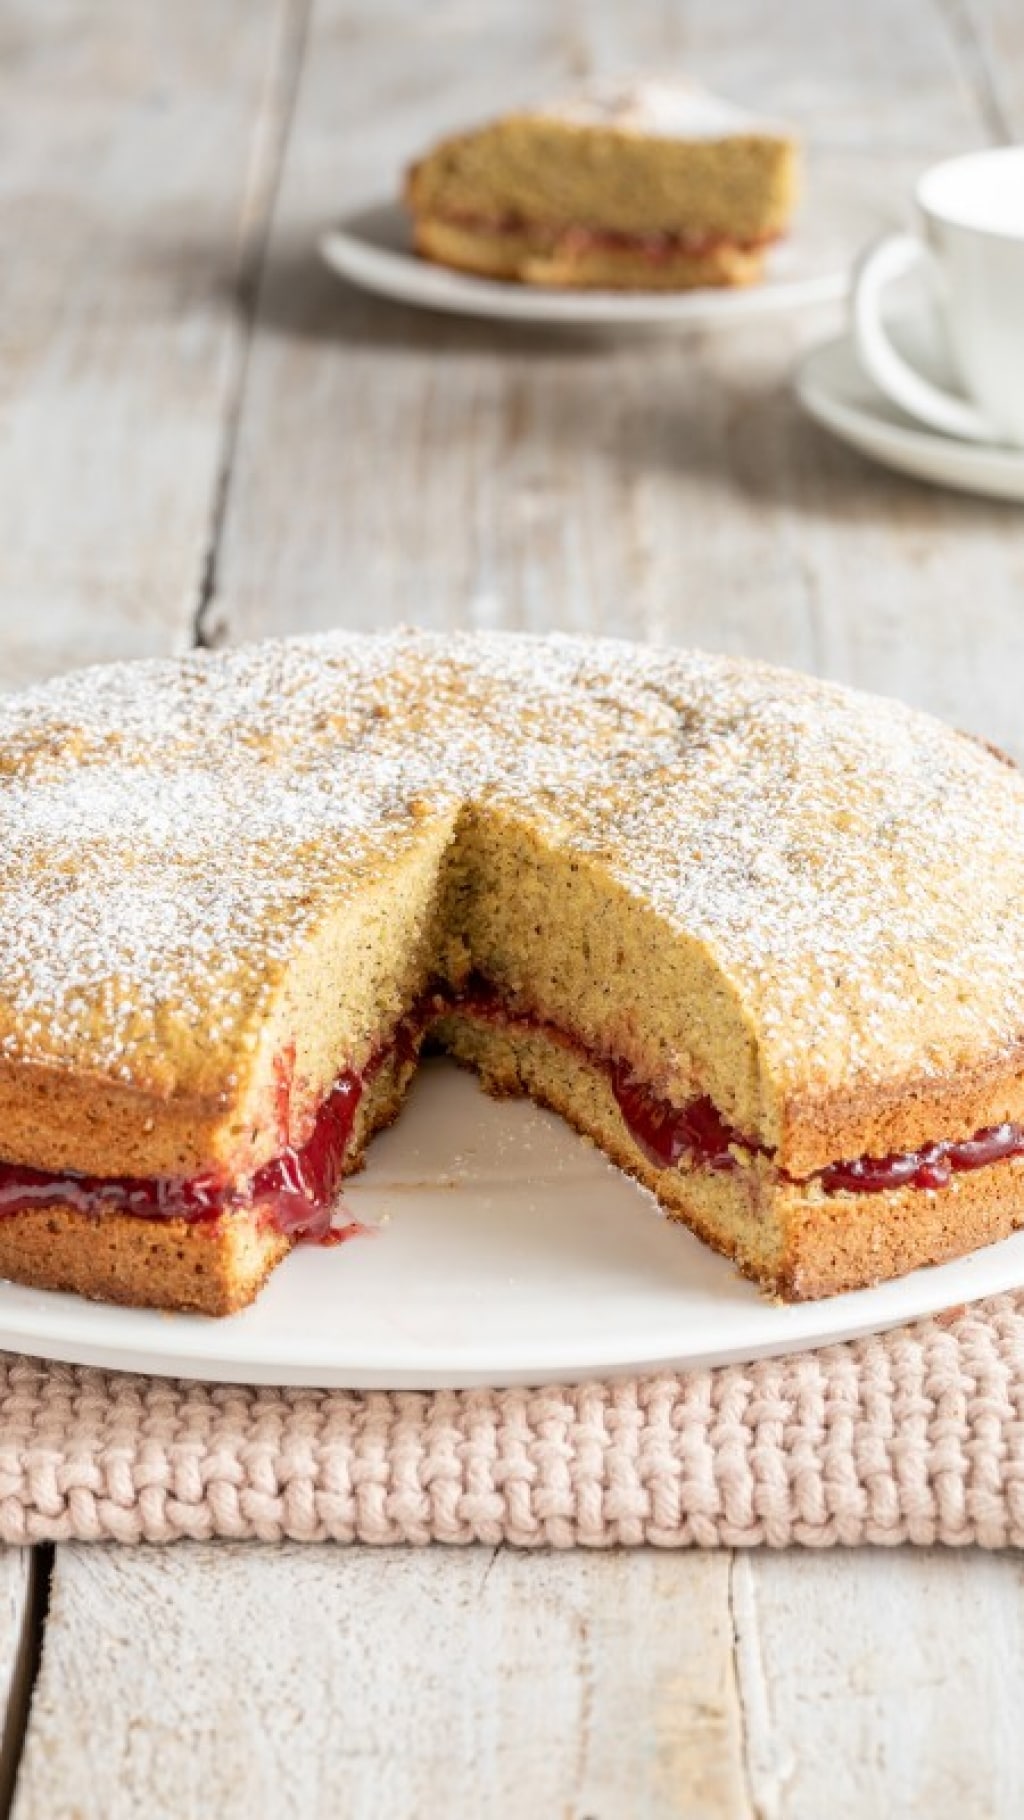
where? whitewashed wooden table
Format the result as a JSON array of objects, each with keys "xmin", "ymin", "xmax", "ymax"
[{"xmin": 1, "ymin": 2, "xmax": 1022, "ymax": 1814}]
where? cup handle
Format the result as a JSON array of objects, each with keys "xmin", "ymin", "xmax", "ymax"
[{"xmin": 851, "ymin": 232, "xmax": 997, "ymax": 443}]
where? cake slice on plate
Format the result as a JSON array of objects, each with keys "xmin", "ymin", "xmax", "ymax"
[{"xmin": 404, "ymin": 79, "xmax": 799, "ymax": 290}]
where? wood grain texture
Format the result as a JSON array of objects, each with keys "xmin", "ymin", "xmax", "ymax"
[
  {"xmin": 734, "ymin": 1550, "xmax": 1024, "ymax": 1819},
  {"xmin": 0, "ymin": 0, "xmax": 300, "ymax": 687},
  {"xmin": 0, "ymin": 1552, "xmax": 38, "ymax": 1819},
  {"xmin": 17, "ymin": 1546, "xmax": 1024, "ymax": 1820},
  {"xmin": 12, "ymin": 1545, "xmax": 749, "ymax": 1820}
]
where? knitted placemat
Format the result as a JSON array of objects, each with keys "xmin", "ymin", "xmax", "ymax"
[{"xmin": 1, "ymin": 1294, "xmax": 1024, "ymax": 1547}]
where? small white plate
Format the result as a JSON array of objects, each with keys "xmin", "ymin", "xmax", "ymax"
[
  {"xmin": 320, "ymin": 201, "xmax": 847, "ymax": 328},
  {"xmin": 795, "ymin": 306, "xmax": 1024, "ymax": 501},
  {"xmin": 1, "ymin": 1060, "xmax": 1022, "ymax": 1388}
]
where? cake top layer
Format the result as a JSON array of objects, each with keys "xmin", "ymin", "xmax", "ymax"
[
  {"xmin": 1, "ymin": 629, "xmax": 1023, "ymax": 1111},
  {"xmin": 404, "ymin": 80, "xmax": 798, "ymax": 246},
  {"xmin": 533, "ymin": 78, "xmax": 786, "ymax": 143}
]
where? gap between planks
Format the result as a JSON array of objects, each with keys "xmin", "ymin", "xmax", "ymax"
[
  {"xmin": 0, "ymin": 1551, "xmax": 49, "ymax": 1820},
  {"xmin": 192, "ymin": 0, "xmax": 314, "ymax": 653}
]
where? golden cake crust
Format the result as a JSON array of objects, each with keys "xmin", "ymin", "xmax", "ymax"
[
  {"xmin": 4, "ymin": 628, "xmax": 1024, "ymax": 1309},
  {"xmin": 0, "ymin": 1205, "xmax": 291, "ymax": 1317}
]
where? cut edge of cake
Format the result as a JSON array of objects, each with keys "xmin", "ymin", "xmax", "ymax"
[
  {"xmin": 434, "ymin": 1011, "xmax": 1024, "ymax": 1301},
  {"xmin": 6, "ymin": 997, "xmax": 1024, "ymax": 1315},
  {"xmin": 0, "ymin": 1037, "xmax": 423, "ymax": 1316},
  {"xmin": 5, "ymin": 812, "xmax": 1024, "ymax": 1317}
]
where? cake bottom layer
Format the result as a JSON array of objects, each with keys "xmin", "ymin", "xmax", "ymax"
[
  {"xmin": 433, "ymin": 1013, "xmax": 1024, "ymax": 1301},
  {"xmin": 411, "ymin": 214, "xmax": 769, "ymax": 290},
  {"xmin": 0, "ymin": 1042, "xmax": 420, "ymax": 1317}
]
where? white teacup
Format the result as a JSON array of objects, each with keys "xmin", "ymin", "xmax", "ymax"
[{"xmin": 852, "ymin": 145, "xmax": 1024, "ymax": 447}]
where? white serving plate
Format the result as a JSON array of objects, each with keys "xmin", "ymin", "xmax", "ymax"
[
  {"xmin": 0, "ymin": 1059, "xmax": 1021, "ymax": 1388},
  {"xmin": 320, "ymin": 201, "xmax": 847, "ymax": 328}
]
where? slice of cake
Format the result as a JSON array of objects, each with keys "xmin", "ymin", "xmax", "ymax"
[
  {"xmin": 404, "ymin": 80, "xmax": 799, "ymax": 290},
  {"xmin": 2, "ymin": 630, "xmax": 1024, "ymax": 1316}
]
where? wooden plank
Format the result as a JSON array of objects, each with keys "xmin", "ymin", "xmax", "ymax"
[
  {"xmin": 0, "ymin": 0, "xmax": 301, "ymax": 687},
  {"xmin": 21, "ymin": 1543, "xmax": 1024, "ymax": 1820},
  {"xmin": 733, "ymin": 1550, "xmax": 1024, "ymax": 1819},
  {"xmin": 12, "ymin": 1545, "xmax": 748, "ymax": 1820}
]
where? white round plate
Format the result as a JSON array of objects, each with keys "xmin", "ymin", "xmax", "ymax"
[
  {"xmin": 320, "ymin": 202, "xmax": 847, "ymax": 328},
  {"xmin": 1, "ymin": 1060, "xmax": 1023, "ymax": 1388},
  {"xmin": 795, "ymin": 307, "xmax": 1024, "ymax": 501}
]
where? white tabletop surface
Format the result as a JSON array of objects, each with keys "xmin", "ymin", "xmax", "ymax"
[{"xmin": 1, "ymin": 1, "xmax": 1022, "ymax": 1815}]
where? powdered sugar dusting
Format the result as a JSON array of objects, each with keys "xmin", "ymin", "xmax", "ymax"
[
  {"xmin": 535, "ymin": 79, "xmax": 786, "ymax": 142},
  {"xmin": 2, "ymin": 629, "xmax": 1024, "ymax": 1106}
]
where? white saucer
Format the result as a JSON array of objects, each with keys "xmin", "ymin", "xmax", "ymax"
[
  {"xmin": 320, "ymin": 201, "xmax": 847, "ymax": 328},
  {"xmin": 795, "ymin": 306, "xmax": 1024, "ymax": 500},
  {"xmin": 2, "ymin": 1059, "xmax": 1023, "ymax": 1389}
]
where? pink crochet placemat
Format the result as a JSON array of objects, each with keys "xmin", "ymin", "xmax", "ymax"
[{"xmin": 2, "ymin": 1294, "xmax": 1024, "ymax": 1547}]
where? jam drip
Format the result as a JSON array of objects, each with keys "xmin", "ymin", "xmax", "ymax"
[
  {"xmin": 251, "ymin": 1071, "xmax": 362, "ymax": 1237},
  {"xmin": 0, "ymin": 1069, "xmax": 366, "ymax": 1242}
]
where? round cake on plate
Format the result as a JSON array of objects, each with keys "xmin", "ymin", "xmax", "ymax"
[{"xmin": 1, "ymin": 629, "xmax": 1023, "ymax": 1314}]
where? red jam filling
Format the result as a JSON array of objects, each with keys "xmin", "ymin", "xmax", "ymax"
[
  {"xmin": 559, "ymin": 224, "xmax": 774, "ymax": 261},
  {"xmin": 449, "ymin": 977, "xmax": 1024, "ymax": 1194},
  {"xmin": 0, "ymin": 1069, "xmax": 367, "ymax": 1243},
  {"xmin": 2, "ymin": 980, "xmax": 1023, "ymax": 1230},
  {"xmin": 610, "ymin": 1070, "xmax": 740, "ymax": 1174},
  {"xmin": 609, "ymin": 1069, "xmax": 1024, "ymax": 1194},
  {"xmin": 436, "ymin": 207, "xmax": 776, "ymax": 261},
  {"xmin": 819, "ymin": 1123, "xmax": 1024, "ymax": 1194}
]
